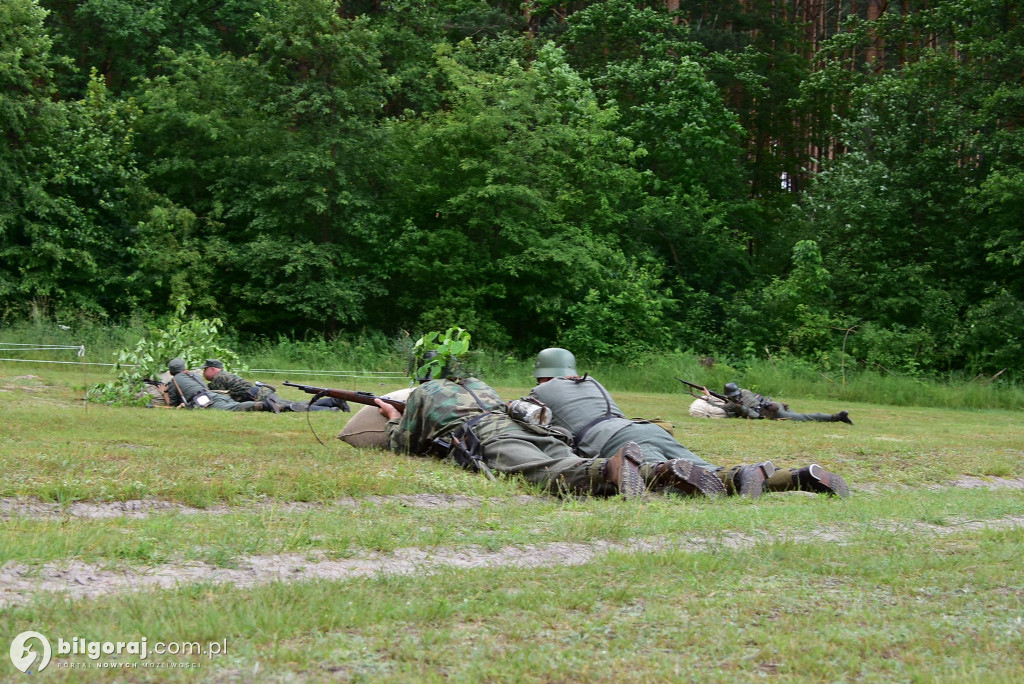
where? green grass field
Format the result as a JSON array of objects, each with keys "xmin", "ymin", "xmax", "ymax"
[{"xmin": 1, "ymin": 364, "xmax": 1022, "ymax": 682}]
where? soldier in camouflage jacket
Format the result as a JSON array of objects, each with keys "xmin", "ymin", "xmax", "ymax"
[{"xmin": 202, "ymin": 359, "xmax": 348, "ymax": 412}]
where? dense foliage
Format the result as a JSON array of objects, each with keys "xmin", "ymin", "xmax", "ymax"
[{"xmin": 1, "ymin": 0, "xmax": 1021, "ymax": 378}]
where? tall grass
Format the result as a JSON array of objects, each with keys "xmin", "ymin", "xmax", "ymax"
[
  {"xmin": 566, "ymin": 351, "xmax": 1024, "ymax": 410},
  {"xmin": 2, "ymin": 319, "xmax": 1021, "ymax": 410},
  {"xmin": 241, "ymin": 331, "xmax": 409, "ymax": 372},
  {"xmin": 0, "ymin": 316, "xmax": 147, "ymax": 363}
]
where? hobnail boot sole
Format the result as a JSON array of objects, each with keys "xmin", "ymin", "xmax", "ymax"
[
  {"xmin": 801, "ymin": 464, "xmax": 851, "ymax": 498},
  {"xmin": 617, "ymin": 442, "xmax": 646, "ymax": 500},
  {"xmin": 664, "ymin": 459, "xmax": 726, "ymax": 498}
]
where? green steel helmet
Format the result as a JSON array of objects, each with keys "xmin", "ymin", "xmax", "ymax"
[
  {"xmin": 168, "ymin": 357, "xmax": 186, "ymax": 374},
  {"xmin": 724, "ymin": 382, "xmax": 741, "ymax": 398},
  {"xmin": 415, "ymin": 350, "xmax": 440, "ymax": 383},
  {"xmin": 533, "ymin": 347, "xmax": 577, "ymax": 378}
]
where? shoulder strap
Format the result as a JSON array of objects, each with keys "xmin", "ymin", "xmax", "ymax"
[{"xmin": 569, "ymin": 376, "xmax": 617, "ymax": 453}]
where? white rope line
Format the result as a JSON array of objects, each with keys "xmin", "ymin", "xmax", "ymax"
[
  {"xmin": 0, "ymin": 358, "xmax": 101, "ymax": 365},
  {"xmin": 0, "ymin": 344, "xmax": 84, "ymax": 355},
  {"xmin": 250, "ymin": 368, "xmax": 406, "ymax": 377},
  {"xmin": 0, "ymin": 356, "xmax": 407, "ymax": 379},
  {"xmin": 0, "ymin": 343, "xmax": 84, "ymax": 348}
]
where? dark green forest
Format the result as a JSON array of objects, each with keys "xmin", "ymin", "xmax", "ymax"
[{"xmin": 2, "ymin": 0, "xmax": 1022, "ymax": 375}]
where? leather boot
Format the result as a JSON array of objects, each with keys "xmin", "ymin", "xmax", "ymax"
[
  {"xmin": 726, "ymin": 461, "xmax": 776, "ymax": 498},
  {"xmin": 654, "ymin": 459, "xmax": 726, "ymax": 497},
  {"xmin": 602, "ymin": 442, "xmax": 645, "ymax": 499},
  {"xmin": 765, "ymin": 465, "xmax": 850, "ymax": 498},
  {"xmin": 793, "ymin": 464, "xmax": 849, "ymax": 497}
]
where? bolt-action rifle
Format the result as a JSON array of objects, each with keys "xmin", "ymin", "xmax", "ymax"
[
  {"xmin": 675, "ymin": 378, "xmax": 732, "ymax": 403},
  {"xmin": 283, "ymin": 381, "xmax": 495, "ymax": 481},
  {"xmin": 282, "ymin": 381, "xmax": 407, "ymax": 410}
]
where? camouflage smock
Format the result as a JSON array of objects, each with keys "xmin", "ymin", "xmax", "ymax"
[
  {"xmin": 208, "ymin": 371, "xmax": 272, "ymax": 402},
  {"xmin": 385, "ymin": 377, "xmax": 514, "ymax": 455}
]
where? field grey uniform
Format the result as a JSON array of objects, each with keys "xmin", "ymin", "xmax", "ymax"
[
  {"xmin": 165, "ymin": 359, "xmax": 262, "ymax": 411},
  {"xmin": 727, "ymin": 388, "xmax": 846, "ymax": 423},
  {"xmin": 528, "ymin": 350, "xmax": 849, "ymax": 498},
  {"xmin": 530, "ymin": 375, "xmax": 715, "ymax": 470}
]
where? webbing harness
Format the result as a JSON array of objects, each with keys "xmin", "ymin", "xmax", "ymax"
[
  {"xmin": 446, "ymin": 380, "xmax": 497, "ymax": 481},
  {"xmin": 568, "ymin": 375, "xmax": 618, "ymax": 455}
]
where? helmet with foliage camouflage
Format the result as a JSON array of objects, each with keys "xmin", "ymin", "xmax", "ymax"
[
  {"xmin": 412, "ymin": 327, "xmax": 470, "ymax": 382},
  {"xmin": 533, "ymin": 348, "xmax": 577, "ymax": 379},
  {"xmin": 415, "ymin": 350, "xmax": 454, "ymax": 383}
]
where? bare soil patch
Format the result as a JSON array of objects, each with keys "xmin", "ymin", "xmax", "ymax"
[
  {"xmin": 3, "ymin": 478, "xmax": 1020, "ymax": 520},
  {"xmin": 0, "ymin": 493, "xmax": 546, "ymax": 520},
  {"xmin": 2, "ymin": 515, "xmax": 1022, "ymax": 608}
]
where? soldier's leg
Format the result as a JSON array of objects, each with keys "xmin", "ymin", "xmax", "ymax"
[
  {"xmin": 208, "ymin": 396, "xmax": 260, "ymax": 411},
  {"xmin": 604, "ymin": 425, "xmax": 768, "ymax": 497},
  {"xmin": 719, "ymin": 461, "xmax": 777, "ymax": 498},
  {"xmin": 604, "ymin": 426, "xmax": 727, "ymax": 497},
  {"xmin": 482, "ymin": 431, "xmax": 617, "ymax": 497},
  {"xmin": 312, "ymin": 397, "xmax": 350, "ymax": 411},
  {"xmin": 602, "ymin": 424, "xmax": 716, "ymax": 469},
  {"xmin": 773, "ymin": 405, "xmax": 846, "ymax": 422}
]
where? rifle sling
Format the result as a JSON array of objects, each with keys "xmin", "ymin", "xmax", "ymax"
[{"xmin": 169, "ymin": 375, "xmax": 189, "ymax": 408}]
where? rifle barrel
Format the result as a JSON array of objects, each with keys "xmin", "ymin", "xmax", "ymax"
[{"xmin": 282, "ymin": 381, "xmax": 407, "ymax": 410}]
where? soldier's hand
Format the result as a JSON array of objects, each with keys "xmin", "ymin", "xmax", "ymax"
[{"xmin": 375, "ymin": 398, "xmax": 401, "ymax": 420}]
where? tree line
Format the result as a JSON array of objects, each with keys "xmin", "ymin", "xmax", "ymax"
[{"xmin": 2, "ymin": 0, "xmax": 1021, "ymax": 376}]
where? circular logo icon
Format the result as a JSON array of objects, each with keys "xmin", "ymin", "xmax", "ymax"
[{"xmin": 10, "ymin": 632, "xmax": 52, "ymax": 673}]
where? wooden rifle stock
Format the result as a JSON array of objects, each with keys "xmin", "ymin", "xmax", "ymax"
[{"xmin": 282, "ymin": 381, "xmax": 407, "ymax": 410}]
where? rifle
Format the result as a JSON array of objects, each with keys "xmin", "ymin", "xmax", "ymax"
[
  {"xmin": 282, "ymin": 381, "xmax": 407, "ymax": 410},
  {"xmin": 675, "ymin": 378, "xmax": 732, "ymax": 403},
  {"xmin": 286, "ymin": 382, "xmax": 496, "ymax": 480}
]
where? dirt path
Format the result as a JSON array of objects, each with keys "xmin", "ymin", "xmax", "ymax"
[
  {"xmin": 3, "ymin": 507, "xmax": 1023, "ymax": 608},
  {"xmin": 2, "ymin": 477, "xmax": 1022, "ymax": 521},
  {"xmin": 0, "ymin": 493, "xmax": 546, "ymax": 520}
]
